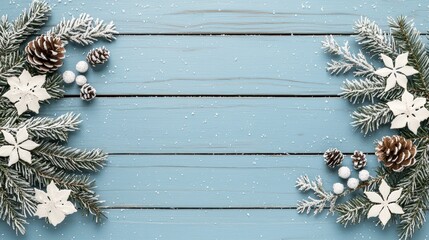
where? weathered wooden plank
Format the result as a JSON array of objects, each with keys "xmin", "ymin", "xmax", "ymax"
[
  {"xmin": 41, "ymin": 97, "xmax": 389, "ymax": 153},
  {"xmin": 61, "ymin": 35, "xmax": 344, "ymax": 96},
  {"xmin": 2, "ymin": 209, "xmax": 426, "ymax": 239},
  {"xmin": 96, "ymin": 154, "xmax": 378, "ymax": 207},
  {"xmin": 5, "ymin": 0, "xmax": 428, "ymax": 34}
]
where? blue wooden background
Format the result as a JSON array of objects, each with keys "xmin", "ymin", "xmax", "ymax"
[{"xmin": 2, "ymin": 0, "xmax": 429, "ymax": 239}]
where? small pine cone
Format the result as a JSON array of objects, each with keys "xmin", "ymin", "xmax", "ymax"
[
  {"xmin": 25, "ymin": 35, "xmax": 65, "ymax": 73},
  {"xmin": 351, "ymin": 150, "xmax": 367, "ymax": 170},
  {"xmin": 87, "ymin": 47, "xmax": 110, "ymax": 66},
  {"xmin": 375, "ymin": 135, "xmax": 417, "ymax": 172},
  {"xmin": 80, "ymin": 84, "xmax": 97, "ymax": 101},
  {"xmin": 324, "ymin": 148, "xmax": 344, "ymax": 168}
]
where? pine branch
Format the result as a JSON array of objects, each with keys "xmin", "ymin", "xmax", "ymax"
[
  {"xmin": 296, "ymin": 175, "xmax": 337, "ymax": 215},
  {"xmin": 341, "ymin": 77, "xmax": 404, "ymax": 103},
  {"xmin": 34, "ymin": 142, "xmax": 107, "ymax": 172},
  {"xmin": 335, "ymin": 196, "xmax": 371, "ymax": 226},
  {"xmin": 15, "ymin": 113, "xmax": 81, "ymax": 141},
  {"xmin": 389, "ymin": 16, "xmax": 429, "ymax": 93},
  {"xmin": 396, "ymin": 144, "xmax": 429, "ymax": 240},
  {"xmin": 354, "ymin": 17, "xmax": 398, "ymax": 58},
  {"xmin": 0, "ymin": 166, "xmax": 36, "ymax": 217},
  {"xmin": 351, "ymin": 103, "xmax": 393, "ymax": 134},
  {"xmin": 0, "ymin": 1, "xmax": 51, "ymax": 55},
  {"xmin": 0, "ymin": 188, "xmax": 27, "ymax": 235},
  {"xmin": 0, "ymin": 50, "xmax": 26, "ymax": 84},
  {"xmin": 49, "ymin": 13, "xmax": 117, "ymax": 46},
  {"xmin": 322, "ymin": 35, "xmax": 376, "ymax": 77}
]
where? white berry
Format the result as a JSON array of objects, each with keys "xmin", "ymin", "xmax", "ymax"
[
  {"xmin": 338, "ymin": 166, "xmax": 351, "ymax": 179},
  {"xmin": 333, "ymin": 183, "xmax": 344, "ymax": 195},
  {"xmin": 359, "ymin": 169, "xmax": 370, "ymax": 181},
  {"xmin": 62, "ymin": 71, "xmax": 75, "ymax": 84},
  {"xmin": 76, "ymin": 75, "xmax": 88, "ymax": 86},
  {"xmin": 347, "ymin": 178, "xmax": 359, "ymax": 189},
  {"xmin": 76, "ymin": 61, "xmax": 89, "ymax": 73}
]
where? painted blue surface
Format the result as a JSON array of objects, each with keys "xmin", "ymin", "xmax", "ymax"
[{"xmin": 2, "ymin": 0, "xmax": 428, "ymax": 239}]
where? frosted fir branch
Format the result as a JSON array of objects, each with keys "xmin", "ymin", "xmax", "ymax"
[
  {"xmin": 14, "ymin": 113, "xmax": 81, "ymax": 141},
  {"xmin": 0, "ymin": 50, "xmax": 26, "ymax": 84},
  {"xmin": 351, "ymin": 103, "xmax": 393, "ymax": 134},
  {"xmin": 389, "ymin": 16, "xmax": 429, "ymax": 93},
  {"xmin": 335, "ymin": 196, "xmax": 371, "ymax": 226},
  {"xmin": 0, "ymin": 187, "xmax": 27, "ymax": 235},
  {"xmin": 354, "ymin": 17, "xmax": 398, "ymax": 58},
  {"xmin": 34, "ymin": 142, "xmax": 107, "ymax": 172},
  {"xmin": 341, "ymin": 77, "xmax": 404, "ymax": 104},
  {"xmin": 0, "ymin": 1, "xmax": 51, "ymax": 54},
  {"xmin": 49, "ymin": 13, "xmax": 117, "ymax": 46},
  {"xmin": 322, "ymin": 36, "xmax": 376, "ymax": 77},
  {"xmin": 296, "ymin": 175, "xmax": 337, "ymax": 215}
]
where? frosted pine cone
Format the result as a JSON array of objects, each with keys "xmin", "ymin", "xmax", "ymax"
[
  {"xmin": 351, "ymin": 150, "xmax": 367, "ymax": 170},
  {"xmin": 87, "ymin": 47, "xmax": 110, "ymax": 66},
  {"xmin": 324, "ymin": 148, "xmax": 344, "ymax": 168},
  {"xmin": 375, "ymin": 136, "xmax": 417, "ymax": 172},
  {"xmin": 25, "ymin": 35, "xmax": 65, "ymax": 73},
  {"xmin": 80, "ymin": 84, "xmax": 96, "ymax": 101}
]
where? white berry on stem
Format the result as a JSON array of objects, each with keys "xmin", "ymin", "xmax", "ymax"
[
  {"xmin": 333, "ymin": 183, "xmax": 344, "ymax": 195},
  {"xmin": 347, "ymin": 178, "xmax": 359, "ymax": 189},
  {"xmin": 359, "ymin": 169, "xmax": 370, "ymax": 181},
  {"xmin": 338, "ymin": 166, "xmax": 351, "ymax": 179},
  {"xmin": 76, "ymin": 61, "xmax": 89, "ymax": 73},
  {"xmin": 76, "ymin": 75, "xmax": 88, "ymax": 86},
  {"xmin": 62, "ymin": 71, "xmax": 75, "ymax": 84}
]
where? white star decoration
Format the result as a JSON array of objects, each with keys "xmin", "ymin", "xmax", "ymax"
[
  {"xmin": 3, "ymin": 70, "xmax": 51, "ymax": 115},
  {"xmin": 375, "ymin": 53, "xmax": 418, "ymax": 92},
  {"xmin": 387, "ymin": 91, "xmax": 429, "ymax": 134},
  {"xmin": 34, "ymin": 181, "xmax": 77, "ymax": 226},
  {"xmin": 0, "ymin": 127, "xmax": 39, "ymax": 166},
  {"xmin": 365, "ymin": 179, "xmax": 404, "ymax": 226}
]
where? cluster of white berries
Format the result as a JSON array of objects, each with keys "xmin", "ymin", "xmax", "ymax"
[
  {"xmin": 62, "ymin": 61, "xmax": 89, "ymax": 86},
  {"xmin": 331, "ymin": 152, "xmax": 371, "ymax": 195}
]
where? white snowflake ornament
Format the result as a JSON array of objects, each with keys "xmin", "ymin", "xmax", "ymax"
[
  {"xmin": 375, "ymin": 53, "xmax": 418, "ymax": 92},
  {"xmin": 364, "ymin": 179, "xmax": 404, "ymax": 226},
  {"xmin": 34, "ymin": 181, "xmax": 77, "ymax": 226},
  {"xmin": 3, "ymin": 70, "xmax": 51, "ymax": 115},
  {"xmin": 387, "ymin": 91, "xmax": 429, "ymax": 134},
  {"xmin": 0, "ymin": 127, "xmax": 39, "ymax": 166}
]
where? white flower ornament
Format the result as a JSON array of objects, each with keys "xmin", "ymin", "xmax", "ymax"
[
  {"xmin": 34, "ymin": 181, "xmax": 77, "ymax": 226},
  {"xmin": 0, "ymin": 127, "xmax": 39, "ymax": 166},
  {"xmin": 387, "ymin": 91, "xmax": 429, "ymax": 134},
  {"xmin": 365, "ymin": 179, "xmax": 404, "ymax": 226},
  {"xmin": 3, "ymin": 70, "xmax": 51, "ymax": 115},
  {"xmin": 375, "ymin": 53, "xmax": 418, "ymax": 92}
]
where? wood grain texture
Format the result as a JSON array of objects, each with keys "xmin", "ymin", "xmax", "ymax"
[
  {"xmin": 95, "ymin": 154, "xmax": 379, "ymax": 207},
  {"xmin": 62, "ymin": 35, "xmax": 346, "ymax": 96},
  {"xmin": 1, "ymin": 209, "xmax": 426, "ymax": 240},
  {"xmin": 6, "ymin": 0, "xmax": 429, "ymax": 34},
  {"xmin": 41, "ymin": 97, "xmax": 388, "ymax": 153}
]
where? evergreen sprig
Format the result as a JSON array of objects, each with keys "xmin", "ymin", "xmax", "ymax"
[{"xmin": 351, "ymin": 103, "xmax": 393, "ymax": 134}]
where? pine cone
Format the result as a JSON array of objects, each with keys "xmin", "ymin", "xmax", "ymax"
[
  {"xmin": 25, "ymin": 35, "xmax": 65, "ymax": 73},
  {"xmin": 80, "ymin": 84, "xmax": 96, "ymax": 101},
  {"xmin": 324, "ymin": 148, "xmax": 344, "ymax": 168},
  {"xmin": 351, "ymin": 150, "xmax": 367, "ymax": 170},
  {"xmin": 86, "ymin": 47, "xmax": 110, "ymax": 66},
  {"xmin": 375, "ymin": 135, "xmax": 417, "ymax": 172}
]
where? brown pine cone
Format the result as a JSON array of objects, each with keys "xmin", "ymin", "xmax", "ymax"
[
  {"xmin": 351, "ymin": 150, "xmax": 367, "ymax": 170},
  {"xmin": 324, "ymin": 148, "xmax": 344, "ymax": 168},
  {"xmin": 87, "ymin": 47, "xmax": 110, "ymax": 66},
  {"xmin": 80, "ymin": 84, "xmax": 97, "ymax": 101},
  {"xmin": 25, "ymin": 35, "xmax": 65, "ymax": 73},
  {"xmin": 375, "ymin": 135, "xmax": 417, "ymax": 172}
]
